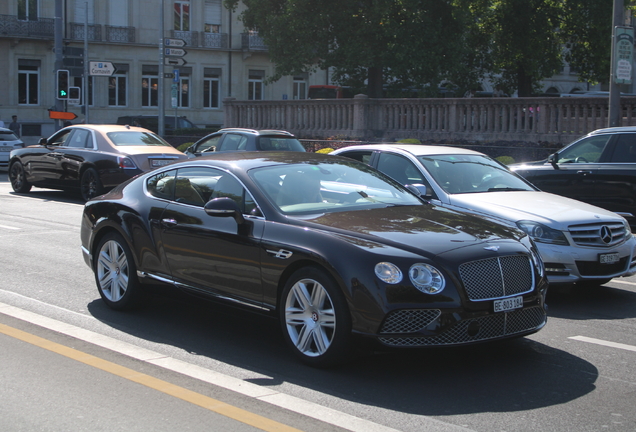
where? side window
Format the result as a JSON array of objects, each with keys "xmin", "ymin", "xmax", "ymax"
[
  {"xmin": 174, "ymin": 167, "xmax": 223, "ymax": 206},
  {"xmin": 211, "ymin": 173, "xmax": 256, "ymax": 214},
  {"xmin": 147, "ymin": 169, "xmax": 177, "ymax": 200},
  {"xmin": 194, "ymin": 135, "xmax": 222, "ymax": 153},
  {"xmin": 610, "ymin": 134, "xmax": 636, "ymax": 163},
  {"xmin": 558, "ymin": 135, "xmax": 610, "ymax": 163},
  {"xmin": 338, "ymin": 150, "xmax": 374, "ymax": 165},
  {"xmin": 218, "ymin": 133, "xmax": 247, "ymax": 151},
  {"xmin": 67, "ymin": 129, "xmax": 91, "ymax": 148},
  {"xmin": 48, "ymin": 130, "xmax": 73, "ymax": 146},
  {"xmin": 377, "ymin": 153, "xmax": 424, "ymax": 186}
]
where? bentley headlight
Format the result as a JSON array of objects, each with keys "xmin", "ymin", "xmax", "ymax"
[
  {"xmin": 530, "ymin": 247, "xmax": 545, "ymax": 277},
  {"xmin": 409, "ymin": 263, "xmax": 445, "ymax": 294},
  {"xmin": 375, "ymin": 262, "xmax": 402, "ymax": 284},
  {"xmin": 516, "ymin": 220, "xmax": 569, "ymax": 246}
]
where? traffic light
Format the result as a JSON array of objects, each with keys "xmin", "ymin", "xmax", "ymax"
[
  {"xmin": 56, "ymin": 69, "xmax": 69, "ymax": 100},
  {"xmin": 68, "ymin": 86, "xmax": 81, "ymax": 102}
]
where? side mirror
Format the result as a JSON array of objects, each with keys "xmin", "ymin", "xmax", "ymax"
[
  {"xmin": 204, "ymin": 197, "xmax": 245, "ymax": 225},
  {"xmin": 407, "ymin": 184, "xmax": 435, "ymax": 201},
  {"xmin": 38, "ymin": 138, "xmax": 48, "ymax": 145},
  {"xmin": 548, "ymin": 152, "xmax": 559, "ymax": 169}
]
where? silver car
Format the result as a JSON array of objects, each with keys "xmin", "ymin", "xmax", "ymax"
[
  {"xmin": 0, "ymin": 127, "xmax": 24, "ymax": 169},
  {"xmin": 333, "ymin": 144, "xmax": 636, "ymax": 286}
]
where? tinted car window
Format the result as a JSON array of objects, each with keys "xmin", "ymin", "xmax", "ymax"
[
  {"xmin": 557, "ymin": 135, "xmax": 610, "ymax": 163},
  {"xmin": 67, "ymin": 129, "xmax": 92, "ymax": 148},
  {"xmin": 194, "ymin": 135, "xmax": 222, "ymax": 152},
  {"xmin": 0, "ymin": 131, "xmax": 19, "ymax": 142},
  {"xmin": 49, "ymin": 130, "xmax": 73, "ymax": 146},
  {"xmin": 147, "ymin": 170, "xmax": 177, "ymax": 200},
  {"xmin": 106, "ymin": 131, "xmax": 171, "ymax": 146},
  {"xmin": 258, "ymin": 137, "xmax": 305, "ymax": 151},
  {"xmin": 610, "ymin": 134, "xmax": 636, "ymax": 163},
  {"xmin": 218, "ymin": 134, "xmax": 248, "ymax": 151},
  {"xmin": 377, "ymin": 153, "xmax": 424, "ymax": 185}
]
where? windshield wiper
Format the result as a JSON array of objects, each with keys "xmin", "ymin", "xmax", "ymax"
[{"xmin": 487, "ymin": 187, "xmax": 529, "ymax": 192}]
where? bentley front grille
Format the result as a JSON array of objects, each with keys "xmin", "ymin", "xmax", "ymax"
[
  {"xmin": 380, "ymin": 309, "xmax": 442, "ymax": 334},
  {"xmin": 378, "ymin": 306, "xmax": 546, "ymax": 347},
  {"xmin": 458, "ymin": 255, "xmax": 533, "ymax": 300}
]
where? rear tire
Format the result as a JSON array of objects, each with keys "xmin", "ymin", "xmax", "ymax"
[
  {"xmin": 80, "ymin": 168, "xmax": 103, "ymax": 201},
  {"xmin": 9, "ymin": 161, "xmax": 32, "ymax": 193},
  {"xmin": 280, "ymin": 267, "xmax": 352, "ymax": 367},
  {"xmin": 94, "ymin": 232, "xmax": 144, "ymax": 310}
]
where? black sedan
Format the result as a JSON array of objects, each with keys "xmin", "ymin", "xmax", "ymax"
[
  {"xmin": 80, "ymin": 152, "xmax": 548, "ymax": 367},
  {"xmin": 9, "ymin": 124, "xmax": 187, "ymax": 201}
]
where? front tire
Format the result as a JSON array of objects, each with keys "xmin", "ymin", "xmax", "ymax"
[
  {"xmin": 94, "ymin": 232, "xmax": 143, "ymax": 310},
  {"xmin": 80, "ymin": 167, "xmax": 103, "ymax": 201},
  {"xmin": 280, "ymin": 267, "xmax": 352, "ymax": 367},
  {"xmin": 9, "ymin": 161, "xmax": 32, "ymax": 193}
]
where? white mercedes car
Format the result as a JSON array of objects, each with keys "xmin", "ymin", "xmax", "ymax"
[{"xmin": 332, "ymin": 144, "xmax": 636, "ymax": 286}]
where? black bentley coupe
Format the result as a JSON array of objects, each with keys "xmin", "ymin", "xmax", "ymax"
[{"xmin": 80, "ymin": 152, "xmax": 548, "ymax": 367}]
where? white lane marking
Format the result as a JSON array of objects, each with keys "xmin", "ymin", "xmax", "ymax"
[
  {"xmin": 0, "ymin": 301, "xmax": 474, "ymax": 432},
  {"xmin": 0, "ymin": 224, "xmax": 20, "ymax": 230},
  {"xmin": 611, "ymin": 279, "xmax": 636, "ymax": 286},
  {"xmin": 569, "ymin": 336, "xmax": 636, "ymax": 353}
]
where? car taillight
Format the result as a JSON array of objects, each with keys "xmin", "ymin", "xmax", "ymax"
[{"xmin": 117, "ymin": 156, "xmax": 137, "ymax": 169}]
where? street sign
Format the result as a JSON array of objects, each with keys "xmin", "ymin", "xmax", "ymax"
[
  {"xmin": 173, "ymin": 69, "xmax": 180, "ymax": 83},
  {"xmin": 164, "ymin": 57, "xmax": 187, "ymax": 66},
  {"xmin": 48, "ymin": 111, "xmax": 78, "ymax": 120},
  {"xmin": 89, "ymin": 61, "xmax": 117, "ymax": 76},
  {"xmin": 165, "ymin": 47, "xmax": 187, "ymax": 57},
  {"xmin": 164, "ymin": 38, "xmax": 187, "ymax": 48},
  {"xmin": 164, "ymin": 73, "xmax": 174, "ymax": 79}
]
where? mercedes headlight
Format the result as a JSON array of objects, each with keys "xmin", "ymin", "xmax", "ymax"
[
  {"xmin": 516, "ymin": 220, "xmax": 569, "ymax": 246},
  {"xmin": 409, "ymin": 263, "xmax": 445, "ymax": 294}
]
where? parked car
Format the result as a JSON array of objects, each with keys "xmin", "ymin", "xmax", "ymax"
[
  {"xmin": 332, "ymin": 144, "xmax": 636, "ymax": 287},
  {"xmin": 9, "ymin": 124, "xmax": 187, "ymax": 201},
  {"xmin": 510, "ymin": 127, "xmax": 636, "ymax": 230},
  {"xmin": 0, "ymin": 127, "xmax": 25, "ymax": 169},
  {"xmin": 116, "ymin": 115, "xmax": 198, "ymax": 135},
  {"xmin": 184, "ymin": 128, "xmax": 306, "ymax": 157},
  {"xmin": 80, "ymin": 152, "xmax": 548, "ymax": 367}
]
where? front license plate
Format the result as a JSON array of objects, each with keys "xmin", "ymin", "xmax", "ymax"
[
  {"xmin": 494, "ymin": 296, "xmax": 523, "ymax": 313},
  {"xmin": 0, "ymin": 146, "xmax": 11, "ymax": 152},
  {"xmin": 151, "ymin": 159, "xmax": 172, "ymax": 167},
  {"xmin": 599, "ymin": 252, "xmax": 620, "ymax": 265}
]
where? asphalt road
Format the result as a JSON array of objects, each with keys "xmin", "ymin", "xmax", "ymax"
[{"xmin": 0, "ymin": 170, "xmax": 635, "ymax": 432}]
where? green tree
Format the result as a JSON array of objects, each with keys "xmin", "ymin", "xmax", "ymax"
[{"xmin": 226, "ymin": 0, "xmax": 477, "ymax": 97}]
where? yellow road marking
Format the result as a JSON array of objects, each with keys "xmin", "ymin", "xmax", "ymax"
[{"xmin": 0, "ymin": 323, "xmax": 303, "ymax": 432}]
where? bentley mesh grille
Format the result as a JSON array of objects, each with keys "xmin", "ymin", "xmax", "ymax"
[
  {"xmin": 458, "ymin": 255, "xmax": 533, "ymax": 300},
  {"xmin": 378, "ymin": 306, "xmax": 546, "ymax": 347},
  {"xmin": 380, "ymin": 309, "xmax": 442, "ymax": 334},
  {"xmin": 569, "ymin": 222, "xmax": 627, "ymax": 247}
]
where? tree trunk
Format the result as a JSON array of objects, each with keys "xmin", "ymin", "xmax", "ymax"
[{"xmin": 517, "ymin": 64, "xmax": 533, "ymax": 97}]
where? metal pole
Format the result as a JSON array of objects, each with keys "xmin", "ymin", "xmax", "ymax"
[
  {"xmin": 54, "ymin": 0, "xmax": 64, "ymax": 130},
  {"xmin": 84, "ymin": 2, "xmax": 89, "ymax": 123},
  {"xmin": 609, "ymin": 0, "xmax": 625, "ymax": 127},
  {"xmin": 158, "ymin": 0, "xmax": 165, "ymax": 136}
]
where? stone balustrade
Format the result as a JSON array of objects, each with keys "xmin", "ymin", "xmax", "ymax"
[{"xmin": 224, "ymin": 95, "xmax": 636, "ymax": 144}]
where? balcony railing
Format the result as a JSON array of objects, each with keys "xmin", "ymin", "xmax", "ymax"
[
  {"xmin": 169, "ymin": 30, "xmax": 228, "ymax": 49},
  {"xmin": 242, "ymin": 33, "xmax": 267, "ymax": 51},
  {"xmin": 105, "ymin": 25, "xmax": 135, "ymax": 43},
  {"xmin": 0, "ymin": 14, "xmax": 54, "ymax": 38},
  {"xmin": 69, "ymin": 22, "xmax": 102, "ymax": 41},
  {"xmin": 202, "ymin": 32, "xmax": 228, "ymax": 49}
]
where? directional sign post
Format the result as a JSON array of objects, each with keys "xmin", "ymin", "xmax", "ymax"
[
  {"xmin": 165, "ymin": 38, "xmax": 187, "ymax": 48},
  {"xmin": 89, "ymin": 61, "xmax": 117, "ymax": 76},
  {"xmin": 165, "ymin": 47, "xmax": 187, "ymax": 57},
  {"xmin": 165, "ymin": 57, "xmax": 187, "ymax": 66},
  {"xmin": 48, "ymin": 111, "xmax": 78, "ymax": 121}
]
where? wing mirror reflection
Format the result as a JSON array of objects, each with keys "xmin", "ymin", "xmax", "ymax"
[{"xmin": 204, "ymin": 197, "xmax": 245, "ymax": 224}]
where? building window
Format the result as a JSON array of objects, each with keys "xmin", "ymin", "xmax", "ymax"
[
  {"xmin": 109, "ymin": 74, "xmax": 127, "ymax": 106},
  {"xmin": 174, "ymin": 0, "xmax": 190, "ymax": 31},
  {"xmin": 204, "ymin": 0, "xmax": 221, "ymax": 33},
  {"xmin": 248, "ymin": 70, "xmax": 264, "ymax": 101},
  {"xmin": 18, "ymin": 61, "xmax": 39, "ymax": 105},
  {"xmin": 18, "ymin": 0, "xmax": 38, "ymax": 21},
  {"xmin": 177, "ymin": 76, "xmax": 189, "ymax": 107},
  {"xmin": 203, "ymin": 68, "xmax": 220, "ymax": 108},
  {"xmin": 142, "ymin": 76, "xmax": 158, "ymax": 107},
  {"xmin": 293, "ymin": 76, "xmax": 307, "ymax": 100},
  {"xmin": 73, "ymin": 76, "xmax": 93, "ymax": 106}
]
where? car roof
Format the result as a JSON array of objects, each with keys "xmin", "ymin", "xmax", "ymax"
[
  {"xmin": 60, "ymin": 124, "xmax": 154, "ymax": 134},
  {"xmin": 217, "ymin": 128, "xmax": 295, "ymax": 137},
  {"xmin": 334, "ymin": 143, "xmax": 485, "ymax": 157},
  {"xmin": 172, "ymin": 150, "xmax": 347, "ymax": 171},
  {"xmin": 587, "ymin": 126, "xmax": 636, "ymax": 135}
]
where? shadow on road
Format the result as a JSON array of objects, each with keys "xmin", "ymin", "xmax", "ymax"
[
  {"xmin": 546, "ymin": 283, "xmax": 636, "ymax": 320},
  {"xmin": 87, "ymin": 286, "xmax": 597, "ymax": 417}
]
